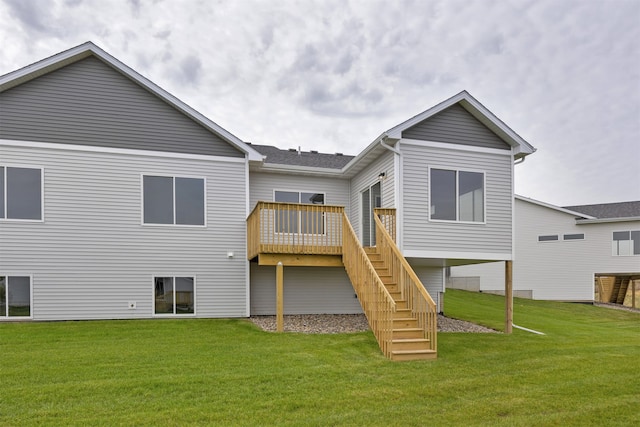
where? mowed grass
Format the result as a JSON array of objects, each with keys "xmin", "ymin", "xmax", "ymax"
[{"xmin": 1, "ymin": 290, "xmax": 638, "ymax": 426}]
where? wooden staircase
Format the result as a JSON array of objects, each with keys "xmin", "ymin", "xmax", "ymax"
[
  {"xmin": 610, "ymin": 276, "xmax": 630, "ymax": 304},
  {"xmin": 364, "ymin": 247, "xmax": 436, "ymax": 361}
]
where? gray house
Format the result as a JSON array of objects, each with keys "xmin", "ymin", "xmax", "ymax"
[{"xmin": 0, "ymin": 42, "xmax": 535, "ymax": 360}]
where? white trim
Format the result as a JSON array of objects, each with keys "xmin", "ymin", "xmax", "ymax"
[
  {"xmin": 510, "ymin": 148, "xmax": 516, "ymax": 260},
  {"xmin": 576, "ymin": 216, "xmax": 640, "ymax": 225},
  {"xmin": 256, "ymin": 163, "xmax": 344, "ymax": 177},
  {"xmin": 0, "ymin": 274, "xmax": 34, "ymax": 320},
  {"xmin": 515, "ymin": 195, "xmax": 596, "ymax": 219},
  {"xmin": 403, "ymin": 250, "xmax": 513, "ymax": 261},
  {"xmin": 141, "ymin": 174, "xmax": 207, "ymax": 227},
  {"xmin": 0, "ymin": 164, "xmax": 44, "ymax": 223},
  {"xmin": 394, "ymin": 143, "xmax": 404, "ymax": 250},
  {"xmin": 151, "ymin": 275, "xmax": 197, "ymax": 317},
  {"xmin": 0, "ymin": 139, "xmax": 246, "ymax": 164},
  {"xmin": 401, "ymin": 138, "xmax": 513, "ymax": 156},
  {"xmin": 428, "ymin": 166, "xmax": 487, "ymax": 224}
]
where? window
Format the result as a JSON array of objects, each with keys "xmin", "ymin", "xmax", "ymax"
[
  {"xmin": 143, "ymin": 175, "xmax": 205, "ymax": 225},
  {"xmin": 0, "ymin": 166, "xmax": 42, "ymax": 220},
  {"xmin": 0, "ymin": 276, "xmax": 31, "ymax": 318},
  {"xmin": 612, "ymin": 231, "xmax": 640, "ymax": 256},
  {"xmin": 563, "ymin": 234, "xmax": 585, "ymax": 241},
  {"xmin": 274, "ymin": 191, "xmax": 325, "ymax": 234},
  {"xmin": 154, "ymin": 276, "xmax": 195, "ymax": 315},
  {"xmin": 430, "ymin": 168, "xmax": 484, "ymax": 222},
  {"xmin": 538, "ymin": 235, "xmax": 559, "ymax": 242}
]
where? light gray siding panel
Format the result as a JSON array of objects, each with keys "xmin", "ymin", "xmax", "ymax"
[
  {"xmin": 402, "ymin": 104, "xmax": 511, "ymax": 150},
  {"xmin": 0, "ymin": 57, "xmax": 243, "ymax": 158},
  {"xmin": 452, "ymin": 200, "xmax": 640, "ymax": 301},
  {"xmin": 411, "ymin": 266, "xmax": 443, "ymax": 311},
  {"xmin": 250, "ymin": 264, "xmax": 362, "ymax": 315},
  {"xmin": 401, "ymin": 143, "xmax": 513, "ymax": 256},
  {"xmin": 249, "ymin": 172, "xmax": 350, "ymax": 213},
  {"xmin": 349, "ymin": 151, "xmax": 395, "ymax": 242},
  {"xmin": 0, "ymin": 144, "xmax": 248, "ymax": 320}
]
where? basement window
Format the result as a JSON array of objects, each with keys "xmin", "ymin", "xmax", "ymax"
[
  {"xmin": 0, "ymin": 276, "xmax": 32, "ymax": 318},
  {"xmin": 154, "ymin": 276, "xmax": 195, "ymax": 315},
  {"xmin": 538, "ymin": 235, "xmax": 559, "ymax": 242}
]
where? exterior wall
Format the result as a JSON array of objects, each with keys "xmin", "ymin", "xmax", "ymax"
[
  {"xmin": 250, "ymin": 264, "xmax": 361, "ymax": 315},
  {"xmin": 348, "ymin": 150, "xmax": 395, "ymax": 241},
  {"xmin": 451, "ymin": 199, "xmax": 640, "ymax": 301},
  {"xmin": 0, "ymin": 142, "xmax": 249, "ymax": 320},
  {"xmin": 411, "ymin": 265, "xmax": 444, "ymax": 312},
  {"xmin": 249, "ymin": 172, "xmax": 350, "ymax": 213},
  {"xmin": 0, "ymin": 57, "xmax": 243, "ymax": 158},
  {"xmin": 400, "ymin": 142, "xmax": 513, "ymax": 259},
  {"xmin": 401, "ymin": 104, "xmax": 511, "ymax": 151}
]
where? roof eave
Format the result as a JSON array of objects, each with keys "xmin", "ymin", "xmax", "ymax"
[
  {"xmin": 515, "ymin": 195, "xmax": 596, "ymax": 219},
  {"xmin": 576, "ymin": 216, "xmax": 640, "ymax": 225}
]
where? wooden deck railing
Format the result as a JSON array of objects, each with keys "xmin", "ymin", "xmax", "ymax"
[
  {"xmin": 374, "ymin": 208, "xmax": 396, "ymax": 242},
  {"xmin": 342, "ymin": 212, "xmax": 397, "ymax": 358},
  {"xmin": 373, "ymin": 210, "xmax": 438, "ymax": 353},
  {"xmin": 247, "ymin": 202, "xmax": 344, "ymax": 260}
]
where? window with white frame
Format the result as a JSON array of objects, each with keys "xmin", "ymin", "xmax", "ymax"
[
  {"xmin": 154, "ymin": 276, "xmax": 195, "ymax": 315},
  {"xmin": 274, "ymin": 191, "xmax": 325, "ymax": 234},
  {"xmin": 612, "ymin": 231, "xmax": 640, "ymax": 256},
  {"xmin": 143, "ymin": 175, "xmax": 205, "ymax": 225},
  {"xmin": 0, "ymin": 276, "xmax": 31, "ymax": 318},
  {"xmin": 430, "ymin": 168, "xmax": 484, "ymax": 222},
  {"xmin": 0, "ymin": 166, "xmax": 42, "ymax": 221}
]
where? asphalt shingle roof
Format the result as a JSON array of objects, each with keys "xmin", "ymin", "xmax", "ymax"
[
  {"xmin": 563, "ymin": 201, "xmax": 640, "ymax": 219},
  {"xmin": 249, "ymin": 144, "xmax": 355, "ymax": 169}
]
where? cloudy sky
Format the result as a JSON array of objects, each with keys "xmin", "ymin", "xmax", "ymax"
[{"xmin": 1, "ymin": 0, "xmax": 638, "ymax": 206}]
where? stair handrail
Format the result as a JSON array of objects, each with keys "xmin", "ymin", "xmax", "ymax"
[
  {"xmin": 342, "ymin": 212, "xmax": 396, "ymax": 358},
  {"xmin": 373, "ymin": 211, "xmax": 438, "ymax": 353}
]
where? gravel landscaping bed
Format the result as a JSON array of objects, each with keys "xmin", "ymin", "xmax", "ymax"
[{"xmin": 249, "ymin": 314, "xmax": 497, "ymax": 334}]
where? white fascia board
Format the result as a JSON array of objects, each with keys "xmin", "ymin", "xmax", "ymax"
[
  {"xmin": 254, "ymin": 163, "xmax": 345, "ymax": 177},
  {"xmin": 401, "ymin": 138, "xmax": 514, "ymax": 156},
  {"xmin": 0, "ymin": 42, "xmax": 263, "ymax": 162},
  {"xmin": 0, "ymin": 139, "xmax": 246, "ymax": 164},
  {"xmin": 341, "ymin": 134, "xmax": 397, "ymax": 177},
  {"xmin": 576, "ymin": 216, "xmax": 640, "ymax": 225},
  {"xmin": 402, "ymin": 249, "xmax": 513, "ymax": 261},
  {"xmin": 515, "ymin": 195, "xmax": 596, "ymax": 219}
]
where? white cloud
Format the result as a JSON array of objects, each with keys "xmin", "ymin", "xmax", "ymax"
[{"xmin": 1, "ymin": 0, "xmax": 638, "ymax": 205}]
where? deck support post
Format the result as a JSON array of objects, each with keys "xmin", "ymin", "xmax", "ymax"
[
  {"xmin": 276, "ymin": 262, "xmax": 284, "ymax": 332},
  {"xmin": 505, "ymin": 260, "xmax": 513, "ymax": 334}
]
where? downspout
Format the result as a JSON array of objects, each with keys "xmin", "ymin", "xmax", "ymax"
[{"xmin": 379, "ymin": 136, "xmax": 403, "ymax": 249}]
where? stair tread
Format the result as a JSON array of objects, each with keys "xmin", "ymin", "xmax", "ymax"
[
  {"xmin": 393, "ymin": 338, "xmax": 430, "ymax": 343},
  {"xmin": 391, "ymin": 349, "xmax": 436, "ymax": 354}
]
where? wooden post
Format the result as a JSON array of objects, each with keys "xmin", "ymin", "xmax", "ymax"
[
  {"xmin": 633, "ymin": 279, "xmax": 636, "ymax": 310},
  {"xmin": 276, "ymin": 261, "xmax": 284, "ymax": 332},
  {"xmin": 505, "ymin": 261, "xmax": 513, "ymax": 334}
]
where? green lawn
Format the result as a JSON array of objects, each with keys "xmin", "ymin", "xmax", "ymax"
[{"xmin": 1, "ymin": 290, "xmax": 638, "ymax": 426}]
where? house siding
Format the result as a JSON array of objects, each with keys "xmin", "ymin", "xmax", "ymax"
[
  {"xmin": 250, "ymin": 264, "xmax": 361, "ymax": 315},
  {"xmin": 411, "ymin": 265, "xmax": 444, "ymax": 311},
  {"xmin": 249, "ymin": 172, "xmax": 350, "ymax": 213},
  {"xmin": 401, "ymin": 143, "xmax": 513, "ymax": 257},
  {"xmin": 349, "ymin": 151, "xmax": 395, "ymax": 242},
  {"xmin": 0, "ymin": 57, "xmax": 243, "ymax": 158},
  {"xmin": 451, "ymin": 199, "xmax": 640, "ymax": 301},
  {"xmin": 401, "ymin": 104, "xmax": 511, "ymax": 150},
  {"xmin": 0, "ymin": 143, "xmax": 248, "ymax": 320}
]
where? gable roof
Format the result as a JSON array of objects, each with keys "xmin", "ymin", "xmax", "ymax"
[
  {"xmin": 384, "ymin": 90, "xmax": 536, "ymax": 158},
  {"xmin": 564, "ymin": 201, "xmax": 640, "ymax": 219},
  {"xmin": 0, "ymin": 41, "xmax": 263, "ymax": 162}
]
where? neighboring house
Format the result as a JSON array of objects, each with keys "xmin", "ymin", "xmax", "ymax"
[
  {"xmin": 1, "ymin": 42, "xmax": 535, "ymax": 359},
  {"xmin": 450, "ymin": 196, "xmax": 640, "ymax": 301}
]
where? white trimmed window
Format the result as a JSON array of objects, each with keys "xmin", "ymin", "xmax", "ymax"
[
  {"xmin": 612, "ymin": 231, "xmax": 640, "ymax": 256},
  {"xmin": 430, "ymin": 168, "xmax": 484, "ymax": 222},
  {"xmin": 154, "ymin": 276, "xmax": 195, "ymax": 315},
  {"xmin": 274, "ymin": 190, "xmax": 325, "ymax": 234},
  {"xmin": 0, "ymin": 276, "xmax": 32, "ymax": 318},
  {"xmin": 143, "ymin": 175, "xmax": 205, "ymax": 226},
  {"xmin": 0, "ymin": 166, "xmax": 43, "ymax": 221},
  {"xmin": 538, "ymin": 235, "xmax": 559, "ymax": 242}
]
